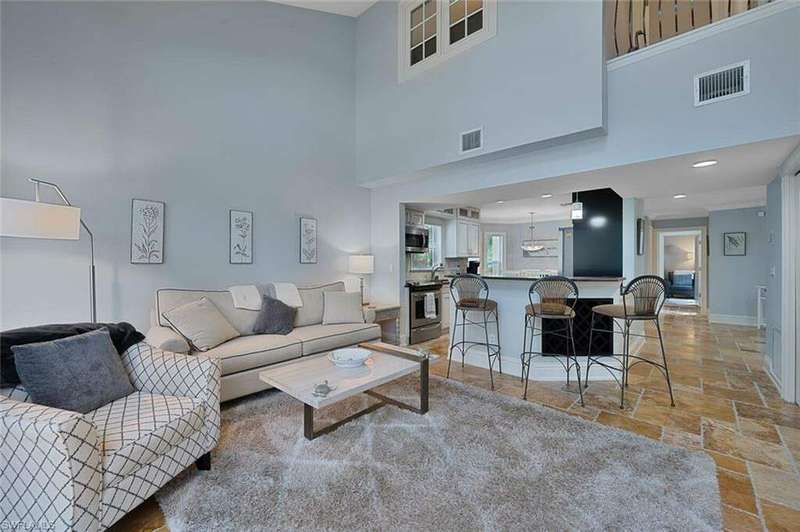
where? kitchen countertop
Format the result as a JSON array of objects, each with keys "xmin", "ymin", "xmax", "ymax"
[{"xmin": 444, "ymin": 275, "xmax": 624, "ymax": 283}]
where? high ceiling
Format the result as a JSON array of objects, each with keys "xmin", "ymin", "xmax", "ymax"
[
  {"xmin": 268, "ymin": 0, "xmax": 379, "ymax": 17},
  {"xmin": 419, "ymin": 136, "xmax": 800, "ymax": 223}
]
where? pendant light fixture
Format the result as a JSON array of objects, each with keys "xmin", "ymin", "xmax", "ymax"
[
  {"xmin": 521, "ymin": 212, "xmax": 544, "ymax": 253},
  {"xmin": 571, "ymin": 191, "xmax": 584, "ymax": 221}
]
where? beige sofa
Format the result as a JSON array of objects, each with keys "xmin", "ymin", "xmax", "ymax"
[{"xmin": 145, "ymin": 281, "xmax": 381, "ymax": 401}]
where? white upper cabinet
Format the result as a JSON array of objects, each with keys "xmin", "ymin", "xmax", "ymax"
[{"xmin": 445, "ymin": 209, "xmax": 481, "ymax": 258}]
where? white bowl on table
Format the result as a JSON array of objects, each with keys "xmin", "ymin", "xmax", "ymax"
[{"xmin": 328, "ymin": 347, "xmax": 371, "ymax": 368}]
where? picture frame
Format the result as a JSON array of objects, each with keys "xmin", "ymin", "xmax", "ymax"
[
  {"xmin": 229, "ymin": 210, "xmax": 253, "ymax": 264},
  {"xmin": 130, "ymin": 199, "xmax": 165, "ymax": 264},
  {"xmin": 723, "ymin": 232, "xmax": 746, "ymax": 256},
  {"xmin": 299, "ymin": 216, "xmax": 318, "ymax": 264}
]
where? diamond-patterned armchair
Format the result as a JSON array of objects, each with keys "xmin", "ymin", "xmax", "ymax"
[{"xmin": 0, "ymin": 342, "xmax": 221, "ymax": 531}]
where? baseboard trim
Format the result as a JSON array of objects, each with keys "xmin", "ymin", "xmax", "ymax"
[{"xmin": 708, "ymin": 313, "xmax": 757, "ymax": 326}]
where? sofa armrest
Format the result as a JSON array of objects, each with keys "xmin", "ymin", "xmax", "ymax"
[
  {"xmin": 0, "ymin": 396, "xmax": 102, "ymax": 531},
  {"xmin": 145, "ymin": 325, "xmax": 190, "ymax": 353},
  {"xmin": 121, "ymin": 342, "xmax": 221, "ymax": 451}
]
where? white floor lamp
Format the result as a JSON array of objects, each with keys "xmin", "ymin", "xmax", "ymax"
[{"xmin": 0, "ymin": 178, "xmax": 97, "ymax": 322}]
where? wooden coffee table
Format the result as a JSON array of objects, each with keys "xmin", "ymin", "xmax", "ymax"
[{"xmin": 259, "ymin": 342, "xmax": 433, "ymax": 440}]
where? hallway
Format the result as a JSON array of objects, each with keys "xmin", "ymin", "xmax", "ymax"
[{"xmin": 424, "ymin": 306, "xmax": 800, "ymax": 531}]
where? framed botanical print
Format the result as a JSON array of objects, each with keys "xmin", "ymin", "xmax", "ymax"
[
  {"xmin": 230, "ymin": 210, "xmax": 253, "ymax": 264},
  {"xmin": 299, "ymin": 216, "xmax": 317, "ymax": 264},
  {"xmin": 723, "ymin": 232, "xmax": 746, "ymax": 256},
  {"xmin": 130, "ymin": 199, "xmax": 165, "ymax": 264}
]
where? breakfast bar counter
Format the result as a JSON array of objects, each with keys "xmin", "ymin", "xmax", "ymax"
[{"xmin": 447, "ymin": 276, "xmax": 630, "ymax": 381}]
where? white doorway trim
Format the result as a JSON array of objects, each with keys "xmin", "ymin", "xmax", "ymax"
[
  {"xmin": 780, "ymin": 173, "xmax": 798, "ymax": 404},
  {"xmin": 654, "ymin": 227, "xmax": 708, "ymax": 314}
]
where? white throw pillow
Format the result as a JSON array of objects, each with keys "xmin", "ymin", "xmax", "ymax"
[
  {"xmin": 322, "ymin": 292, "xmax": 365, "ymax": 325},
  {"xmin": 161, "ymin": 297, "xmax": 240, "ymax": 351}
]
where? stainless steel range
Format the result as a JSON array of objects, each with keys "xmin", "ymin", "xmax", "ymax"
[{"xmin": 407, "ymin": 280, "xmax": 443, "ymax": 344}]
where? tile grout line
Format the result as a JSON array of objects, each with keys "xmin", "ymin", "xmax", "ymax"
[{"xmin": 745, "ymin": 460, "xmax": 770, "ymax": 532}]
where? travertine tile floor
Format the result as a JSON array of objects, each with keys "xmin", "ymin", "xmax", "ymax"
[{"xmin": 111, "ymin": 306, "xmax": 800, "ymax": 532}]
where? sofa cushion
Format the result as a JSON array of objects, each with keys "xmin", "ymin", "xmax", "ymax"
[
  {"xmin": 287, "ymin": 323, "xmax": 381, "ymax": 356},
  {"xmin": 162, "ymin": 297, "xmax": 240, "ymax": 352},
  {"xmin": 322, "ymin": 292, "xmax": 365, "ymax": 325},
  {"xmin": 294, "ymin": 282, "xmax": 345, "ymax": 327},
  {"xmin": 202, "ymin": 335, "xmax": 301, "ymax": 375},
  {"xmin": 87, "ymin": 392, "xmax": 204, "ymax": 488},
  {"xmin": 253, "ymin": 296, "xmax": 296, "ymax": 335},
  {"xmin": 156, "ymin": 289, "xmax": 259, "ymax": 336}
]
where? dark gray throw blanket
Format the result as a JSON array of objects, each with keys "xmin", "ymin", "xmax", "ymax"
[{"xmin": 0, "ymin": 322, "xmax": 144, "ymax": 387}]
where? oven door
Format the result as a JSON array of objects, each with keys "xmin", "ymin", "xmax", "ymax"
[
  {"xmin": 410, "ymin": 290, "xmax": 440, "ymax": 328},
  {"xmin": 405, "ymin": 225, "xmax": 429, "ymax": 253}
]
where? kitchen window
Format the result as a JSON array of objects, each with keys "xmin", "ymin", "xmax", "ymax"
[
  {"xmin": 410, "ymin": 224, "xmax": 442, "ymax": 270},
  {"xmin": 398, "ymin": 0, "xmax": 497, "ymax": 82},
  {"xmin": 484, "ymin": 232, "xmax": 506, "ymax": 276}
]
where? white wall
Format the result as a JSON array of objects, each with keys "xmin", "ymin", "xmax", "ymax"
[
  {"xmin": 0, "ymin": 1, "xmax": 370, "ymax": 331},
  {"xmin": 355, "ymin": 0, "xmax": 606, "ymax": 184},
  {"xmin": 369, "ymin": 4, "xmax": 799, "ymax": 306},
  {"xmin": 664, "ymin": 235, "xmax": 696, "ymax": 272}
]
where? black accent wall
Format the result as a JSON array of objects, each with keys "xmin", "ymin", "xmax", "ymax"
[{"xmin": 572, "ymin": 188, "xmax": 623, "ymax": 277}]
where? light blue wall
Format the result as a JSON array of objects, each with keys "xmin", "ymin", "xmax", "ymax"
[
  {"xmin": 355, "ymin": 0, "xmax": 606, "ymax": 184},
  {"xmin": 708, "ymin": 207, "xmax": 768, "ymax": 320},
  {"xmin": 765, "ymin": 176, "xmax": 782, "ymax": 379},
  {"xmin": 0, "ymin": 1, "xmax": 369, "ymax": 331}
]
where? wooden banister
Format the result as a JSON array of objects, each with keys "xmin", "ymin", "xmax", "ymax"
[{"xmin": 606, "ymin": 0, "xmax": 770, "ymax": 59}]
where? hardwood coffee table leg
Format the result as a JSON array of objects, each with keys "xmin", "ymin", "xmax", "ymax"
[
  {"xmin": 420, "ymin": 357, "xmax": 429, "ymax": 414},
  {"xmin": 304, "ymin": 404, "xmax": 314, "ymax": 440}
]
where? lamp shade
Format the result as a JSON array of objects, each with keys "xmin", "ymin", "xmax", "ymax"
[
  {"xmin": 348, "ymin": 254, "xmax": 374, "ymax": 274},
  {"xmin": 0, "ymin": 197, "xmax": 81, "ymax": 240}
]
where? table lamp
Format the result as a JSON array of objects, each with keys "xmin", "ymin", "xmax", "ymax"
[{"xmin": 348, "ymin": 254, "xmax": 374, "ymax": 305}]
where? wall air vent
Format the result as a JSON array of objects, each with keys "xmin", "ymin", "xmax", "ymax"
[
  {"xmin": 694, "ymin": 60, "xmax": 750, "ymax": 107},
  {"xmin": 460, "ymin": 128, "xmax": 483, "ymax": 154}
]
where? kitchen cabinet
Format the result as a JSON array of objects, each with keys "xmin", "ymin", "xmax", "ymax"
[
  {"xmin": 406, "ymin": 208, "xmax": 424, "ymax": 226},
  {"xmin": 446, "ymin": 219, "xmax": 481, "ymax": 258}
]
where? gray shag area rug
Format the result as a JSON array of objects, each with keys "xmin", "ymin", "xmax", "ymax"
[{"xmin": 156, "ymin": 376, "xmax": 720, "ymax": 531}]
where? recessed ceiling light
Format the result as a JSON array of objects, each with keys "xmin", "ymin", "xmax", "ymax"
[
  {"xmin": 541, "ymin": 194, "xmax": 553, "ymax": 199},
  {"xmin": 496, "ymin": 200, "xmax": 505, "ymax": 204},
  {"xmin": 673, "ymin": 193, "xmax": 688, "ymax": 199},
  {"xmin": 692, "ymin": 160, "xmax": 717, "ymax": 168}
]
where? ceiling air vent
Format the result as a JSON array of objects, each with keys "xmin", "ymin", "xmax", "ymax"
[
  {"xmin": 460, "ymin": 128, "xmax": 482, "ymax": 154},
  {"xmin": 694, "ymin": 60, "xmax": 750, "ymax": 107}
]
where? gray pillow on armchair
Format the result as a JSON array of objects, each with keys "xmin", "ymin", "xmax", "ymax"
[{"xmin": 12, "ymin": 328, "xmax": 135, "ymax": 413}]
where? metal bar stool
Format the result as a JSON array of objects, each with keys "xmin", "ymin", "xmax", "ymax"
[
  {"xmin": 586, "ymin": 275, "xmax": 675, "ymax": 409},
  {"xmin": 521, "ymin": 276, "xmax": 584, "ymax": 406},
  {"xmin": 447, "ymin": 273, "xmax": 502, "ymax": 390}
]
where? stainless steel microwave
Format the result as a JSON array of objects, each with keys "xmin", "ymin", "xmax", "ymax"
[{"xmin": 405, "ymin": 224, "xmax": 429, "ymax": 253}]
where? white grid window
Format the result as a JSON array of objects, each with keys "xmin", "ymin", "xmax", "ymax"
[
  {"xmin": 448, "ymin": 0, "xmax": 483, "ymax": 45},
  {"xmin": 399, "ymin": 0, "xmax": 496, "ymax": 83},
  {"xmin": 410, "ymin": 0, "xmax": 439, "ymax": 66}
]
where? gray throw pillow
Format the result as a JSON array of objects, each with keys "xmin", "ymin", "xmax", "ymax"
[
  {"xmin": 12, "ymin": 328, "xmax": 135, "ymax": 414},
  {"xmin": 253, "ymin": 296, "xmax": 296, "ymax": 335}
]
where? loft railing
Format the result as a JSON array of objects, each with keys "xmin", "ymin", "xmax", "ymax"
[{"xmin": 606, "ymin": 0, "xmax": 773, "ymax": 59}]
